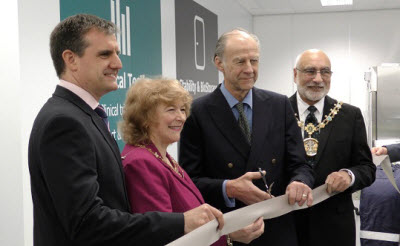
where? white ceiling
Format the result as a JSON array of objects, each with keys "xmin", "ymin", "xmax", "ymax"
[{"xmin": 235, "ymin": 0, "xmax": 400, "ymax": 15}]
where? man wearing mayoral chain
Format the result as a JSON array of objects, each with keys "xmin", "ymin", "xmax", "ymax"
[{"xmin": 289, "ymin": 49, "xmax": 376, "ymax": 246}]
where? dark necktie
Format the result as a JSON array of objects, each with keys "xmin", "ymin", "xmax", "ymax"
[
  {"xmin": 94, "ymin": 105, "xmax": 110, "ymax": 131},
  {"xmin": 235, "ymin": 102, "xmax": 251, "ymax": 143},
  {"xmin": 304, "ymin": 105, "xmax": 319, "ymax": 167},
  {"xmin": 304, "ymin": 105, "xmax": 319, "ymax": 139}
]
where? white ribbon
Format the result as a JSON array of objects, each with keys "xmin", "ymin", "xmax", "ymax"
[
  {"xmin": 168, "ymin": 155, "xmax": 398, "ymax": 246},
  {"xmin": 373, "ymin": 154, "xmax": 400, "ymax": 194},
  {"xmin": 167, "ymin": 184, "xmax": 335, "ymax": 246},
  {"xmin": 360, "ymin": 230, "xmax": 400, "ymax": 243}
]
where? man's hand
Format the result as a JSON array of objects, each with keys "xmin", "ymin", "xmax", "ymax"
[
  {"xmin": 325, "ymin": 171, "xmax": 351, "ymax": 194},
  {"xmin": 286, "ymin": 181, "xmax": 313, "ymax": 207},
  {"xmin": 230, "ymin": 217, "xmax": 264, "ymax": 244},
  {"xmin": 183, "ymin": 204, "xmax": 224, "ymax": 234},
  {"xmin": 226, "ymin": 172, "xmax": 272, "ymax": 205},
  {"xmin": 371, "ymin": 146, "xmax": 387, "ymax": 156}
]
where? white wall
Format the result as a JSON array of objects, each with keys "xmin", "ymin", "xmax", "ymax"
[
  {"xmin": 194, "ymin": 0, "xmax": 253, "ymax": 34},
  {"xmin": 254, "ymin": 9, "xmax": 400, "ymax": 116},
  {"xmin": 0, "ymin": 1, "xmax": 24, "ymax": 246},
  {"xmin": 18, "ymin": 0, "xmax": 60, "ymax": 245}
]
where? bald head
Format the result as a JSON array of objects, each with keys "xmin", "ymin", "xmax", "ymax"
[
  {"xmin": 294, "ymin": 49, "xmax": 332, "ymax": 105},
  {"xmin": 214, "ymin": 28, "xmax": 260, "ymax": 62},
  {"xmin": 295, "ymin": 49, "xmax": 331, "ymax": 69}
]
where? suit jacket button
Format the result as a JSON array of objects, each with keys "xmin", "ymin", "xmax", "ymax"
[
  {"xmin": 271, "ymin": 159, "xmax": 276, "ymax": 164},
  {"xmin": 228, "ymin": 163, "xmax": 233, "ymax": 168}
]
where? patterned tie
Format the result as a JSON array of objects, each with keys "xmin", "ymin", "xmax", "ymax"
[
  {"xmin": 235, "ymin": 102, "xmax": 251, "ymax": 143},
  {"xmin": 304, "ymin": 105, "xmax": 319, "ymax": 139},
  {"xmin": 304, "ymin": 105, "xmax": 319, "ymax": 167},
  {"xmin": 94, "ymin": 105, "xmax": 110, "ymax": 131}
]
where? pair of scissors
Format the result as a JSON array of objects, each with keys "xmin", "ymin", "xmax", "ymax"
[{"xmin": 258, "ymin": 168, "xmax": 274, "ymax": 195}]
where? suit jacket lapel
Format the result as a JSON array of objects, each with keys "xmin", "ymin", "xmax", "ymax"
[
  {"xmin": 289, "ymin": 94, "xmax": 299, "ymax": 116},
  {"xmin": 314, "ymin": 96, "xmax": 336, "ymax": 164},
  {"xmin": 160, "ymin": 160, "xmax": 204, "ymax": 204},
  {"xmin": 180, "ymin": 173, "xmax": 204, "ymax": 204},
  {"xmin": 53, "ymin": 86, "xmax": 123, "ymax": 167},
  {"xmin": 246, "ymin": 88, "xmax": 273, "ymax": 171},
  {"xmin": 92, "ymin": 113, "xmax": 122, "ymax": 160},
  {"xmin": 206, "ymin": 86, "xmax": 250, "ymax": 159},
  {"xmin": 161, "ymin": 151, "xmax": 204, "ymax": 204}
]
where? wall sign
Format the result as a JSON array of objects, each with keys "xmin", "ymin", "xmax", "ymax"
[
  {"xmin": 60, "ymin": 0, "xmax": 162, "ymax": 150},
  {"xmin": 175, "ymin": 0, "xmax": 218, "ymax": 99}
]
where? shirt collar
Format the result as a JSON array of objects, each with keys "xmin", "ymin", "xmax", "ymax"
[
  {"xmin": 220, "ymin": 81, "xmax": 253, "ymax": 109},
  {"xmin": 59, "ymin": 79, "xmax": 99, "ymax": 110},
  {"xmin": 296, "ymin": 91, "xmax": 325, "ymax": 117}
]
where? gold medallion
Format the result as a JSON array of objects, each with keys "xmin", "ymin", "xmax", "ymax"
[
  {"xmin": 305, "ymin": 123, "xmax": 317, "ymax": 136},
  {"xmin": 296, "ymin": 101, "xmax": 343, "ymax": 157},
  {"xmin": 304, "ymin": 137, "xmax": 318, "ymax": 157}
]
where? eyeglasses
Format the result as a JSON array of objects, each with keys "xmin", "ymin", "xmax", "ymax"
[{"xmin": 296, "ymin": 68, "xmax": 333, "ymax": 78}]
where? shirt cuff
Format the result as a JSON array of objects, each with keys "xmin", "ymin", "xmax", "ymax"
[
  {"xmin": 222, "ymin": 180, "xmax": 235, "ymax": 207},
  {"xmin": 340, "ymin": 169, "xmax": 355, "ymax": 186}
]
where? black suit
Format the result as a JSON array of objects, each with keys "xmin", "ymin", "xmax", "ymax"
[
  {"xmin": 28, "ymin": 86, "xmax": 183, "ymax": 246},
  {"xmin": 289, "ymin": 94, "xmax": 376, "ymax": 246},
  {"xmin": 179, "ymin": 85, "xmax": 314, "ymax": 246}
]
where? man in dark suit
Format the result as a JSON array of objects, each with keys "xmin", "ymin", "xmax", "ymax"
[
  {"xmin": 179, "ymin": 28, "xmax": 315, "ymax": 246},
  {"xmin": 372, "ymin": 144, "xmax": 400, "ymax": 162},
  {"xmin": 28, "ymin": 14, "xmax": 224, "ymax": 246},
  {"xmin": 290, "ymin": 49, "xmax": 376, "ymax": 246}
]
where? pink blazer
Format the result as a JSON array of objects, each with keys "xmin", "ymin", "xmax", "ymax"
[{"xmin": 122, "ymin": 143, "xmax": 226, "ymax": 245}]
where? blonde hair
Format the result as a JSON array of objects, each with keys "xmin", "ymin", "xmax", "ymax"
[{"xmin": 119, "ymin": 78, "xmax": 192, "ymax": 145}]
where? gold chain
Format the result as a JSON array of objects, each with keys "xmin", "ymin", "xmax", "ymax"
[
  {"xmin": 296, "ymin": 101, "xmax": 343, "ymax": 136},
  {"xmin": 135, "ymin": 144, "xmax": 184, "ymax": 178}
]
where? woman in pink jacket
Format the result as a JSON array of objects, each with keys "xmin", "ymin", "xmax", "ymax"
[{"xmin": 119, "ymin": 78, "xmax": 264, "ymax": 245}]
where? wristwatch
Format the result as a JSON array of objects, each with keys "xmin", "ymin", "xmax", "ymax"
[{"xmin": 340, "ymin": 169, "xmax": 354, "ymax": 183}]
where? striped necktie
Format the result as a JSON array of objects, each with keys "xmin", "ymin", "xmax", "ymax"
[{"xmin": 235, "ymin": 102, "xmax": 251, "ymax": 143}]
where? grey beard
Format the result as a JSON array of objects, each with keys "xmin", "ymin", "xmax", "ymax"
[{"xmin": 298, "ymin": 85, "xmax": 328, "ymax": 102}]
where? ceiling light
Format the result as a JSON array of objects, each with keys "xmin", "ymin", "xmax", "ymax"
[
  {"xmin": 320, "ymin": 0, "xmax": 353, "ymax": 6},
  {"xmin": 381, "ymin": 63, "xmax": 400, "ymax": 67}
]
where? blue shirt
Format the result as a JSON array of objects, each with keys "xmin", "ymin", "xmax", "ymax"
[
  {"xmin": 220, "ymin": 82, "xmax": 253, "ymax": 132},
  {"xmin": 220, "ymin": 82, "xmax": 253, "ymax": 207}
]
